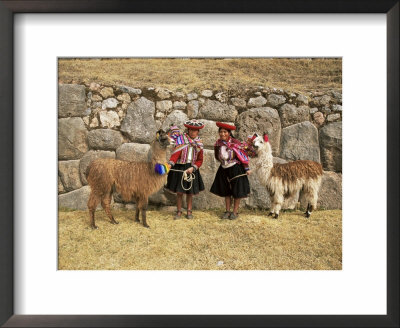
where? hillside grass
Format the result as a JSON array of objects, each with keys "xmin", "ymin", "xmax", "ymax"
[
  {"xmin": 58, "ymin": 58, "xmax": 342, "ymax": 93},
  {"xmin": 58, "ymin": 208, "xmax": 342, "ymax": 270}
]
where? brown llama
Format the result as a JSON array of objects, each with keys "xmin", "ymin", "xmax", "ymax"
[
  {"xmin": 250, "ymin": 133, "xmax": 323, "ymax": 219},
  {"xmin": 86, "ymin": 129, "xmax": 171, "ymax": 229}
]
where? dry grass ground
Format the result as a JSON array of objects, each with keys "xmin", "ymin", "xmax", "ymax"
[
  {"xmin": 58, "ymin": 208, "xmax": 342, "ymax": 270},
  {"xmin": 58, "ymin": 58, "xmax": 341, "ymax": 93}
]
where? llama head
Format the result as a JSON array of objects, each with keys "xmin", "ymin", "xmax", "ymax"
[
  {"xmin": 156, "ymin": 129, "xmax": 173, "ymax": 148},
  {"xmin": 250, "ymin": 133, "xmax": 272, "ymax": 154}
]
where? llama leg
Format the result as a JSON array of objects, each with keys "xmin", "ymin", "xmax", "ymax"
[
  {"xmin": 304, "ymin": 195, "xmax": 317, "ymax": 218},
  {"xmin": 269, "ymin": 193, "xmax": 277, "ymax": 216},
  {"xmin": 304, "ymin": 203, "xmax": 311, "ymax": 216},
  {"xmin": 307, "ymin": 195, "xmax": 318, "ymax": 218},
  {"xmin": 139, "ymin": 197, "xmax": 150, "ymax": 228},
  {"xmin": 87, "ymin": 192, "xmax": 101, "ymax": 229},
  {"xmin": 304, "ymin": 181, "xmax": 319, "ymax": 218},
  {"xmin": 268, "ymin": 199, "xmax": 275, "ymax": 216},
  {"xmin": 101, "ymin": 193, "xmax": 118, "ymax": 225},
  {"xmin": 274, "ymin": 203, "xmax": 282, "ymax": 219},
  {"xmin": 273, "ymin": 193, "xmax": 284, "ymax": 219},
  {"xmin": 135, "ymin": 207, "xmax": 140, "ymax": 222},
  {"xmin": 134, "ymin": 197, "xmax": 140, "ymax": 222}
]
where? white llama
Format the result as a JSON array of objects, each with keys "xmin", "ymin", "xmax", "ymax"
[{"xmin": 250, "ymin": 133, "xmax": 323, "ymax": 218}]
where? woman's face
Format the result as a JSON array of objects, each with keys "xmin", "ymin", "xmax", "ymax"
[
  {"xmin": 188, "ymin": 129, "xmax": 199, "ymax": 139},
  {"xmin": 219, "ymin": 129, "xmax": 230, "ymax": 141}
]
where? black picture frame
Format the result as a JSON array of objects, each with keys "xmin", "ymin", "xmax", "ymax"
[{"xmin": 1, "ymin": 1, "xmax": 398, "ymax": 327}]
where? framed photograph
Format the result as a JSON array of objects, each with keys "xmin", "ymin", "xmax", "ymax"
[{"xmin": 1, "ymin": 1, "xmax": 398, "ymax": 327}]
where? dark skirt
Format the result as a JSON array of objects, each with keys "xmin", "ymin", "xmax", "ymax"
[
  {"xmin": 210, "ymin": 163, "xmax": 250, "ymax": 199},
  {"xmin": 166, "ymin": 163, "xmax": 205, "ymax": 195}
]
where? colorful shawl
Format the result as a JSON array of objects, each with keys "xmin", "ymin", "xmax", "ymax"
[
  {"xmin": 215, "ymin": 138, "xmax": 249, "ymax": 165},
  {"xmin": 169, "ymin": 126, "xmax": 204, "ymax": 165},
  {"xmin": 215, "ymin": 137, "xmax": 256, "ymax": 165}
]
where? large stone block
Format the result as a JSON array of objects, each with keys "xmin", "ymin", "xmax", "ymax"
[
  {"xmin": 58, "ymin": 84, "xmax": 86, "ymax": 118},
  {"xmin": 59, "ymin": 186, "xmax": 106, "ymax": 211},
  {"xmin": 278, "ymin": 104, "xmax": 310, "ymax": 128},
  {"xmin": 319, "ymin": 122, "xmax": 342, "ymax": 172},
  {"xmin": 235, "ymin": 107, "xmax": 281, "ymax": 156},
  {"xmin": 79, "ymin": 150, "xmax": 116, "ymax": 185},
  {"xmin": 58, "ymin": 176, "xmax": 65, "ymax": 194},
  {"xmin": 58, "ymin": 160, "xmax": 82, "ymax": 192},
  {"xmin": 58, "ymin": 117, "xmax": 88, "ymax": 160},
  {"xmin": 280, "ymin": 121, "xmax": 320, "ymax": 162},
  {"xmin": 318, "ymin": 171, "xmax": 342, "ymax": 209},
  {"xmin": 198, "ymin": 99, "xmax": 238, "ymax": 122},
  {"xmin": 245, "ymin": 173, "xmax": 271, "ymax": 209},
  {"xmin": 101, "ymin": 98, "xmax": 118, "ymax": 110},
  {"xmin": 267, "ymin": 94, "xmax": 286, "ymax": 108},
  {"xmin": 248, "ymin": 96, "xmax": 267, "ymax": 108},
  {"xmin": 116, "ymin": 143, "xmax": 151, "ymax": 162},
  {"xmin": 296, "ymin": 94, "xmax": 309, "ymax": 106},
  {"xmin": 99, "ymin": 110, "xmax": 120, "ymax": 128},
  {"xmin": 156, "ymin": 100, "xmax": 173, "ymax": 112},
  {"xmin": 88, "ymin": 129, "xmax": 123, "ymax": 150},
  {"xmin": 120, "ymin": 97, "xmax": 157, "ymax": 143},
  {"xmin": 310, "ymin": 95, "xmax": 331, "ymax": 107},
  {"xmin": 59, "ymin": 186, "xmax": 90, "ymax": 210},
  {"xmin": 117, "ymin": 85, "xmax": 142, "ymax": 96},
  {"xmin": 198, "ymin": 119, "xmax": 220, "ymax": 148},
  {"xmin": 161, "ymin": 110, "xmax": 189, "ymax": 132},
  {"xmin": 187, "ymin": 100, "xmax": 199, "ymax": 119}
]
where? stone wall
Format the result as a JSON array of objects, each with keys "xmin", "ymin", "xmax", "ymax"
[{"xmin": 58, "ymin": 83, "xmax": 342, "ymax": 210}]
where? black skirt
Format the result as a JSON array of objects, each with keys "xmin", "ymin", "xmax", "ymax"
[
  {"xmin": 210, "ymin": 163, "xmax": 250, "ymax": 199},
  {"xmin": 166, "ymin": 163, "xmax": 205, "ymax": 195}
]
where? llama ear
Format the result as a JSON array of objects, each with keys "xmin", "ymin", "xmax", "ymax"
[{"xmin": 263, "ymin": 133, "xmax": 269, "ymax": 143}]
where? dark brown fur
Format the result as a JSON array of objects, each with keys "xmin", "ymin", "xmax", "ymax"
[
  {"xmin": 271, "ymin": 160, "xmax": 323, "ymax": 183},
  {"xmin": 86, "ymin": 130, "xmax": 170, "ymax": 229}
]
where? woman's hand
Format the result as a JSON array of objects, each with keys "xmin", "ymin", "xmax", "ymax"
[
  {"xmin": 246, "ymin": 170, "xmax": 252, "ymax": 176},
  {"xmin": 185, "ymin": 167, "xmax": 194, "ymax": 174}
]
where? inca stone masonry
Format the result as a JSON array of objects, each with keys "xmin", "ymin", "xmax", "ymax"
[{"xmin": 58, "ymin": 83, "xmax": 342, "ymax": 211}]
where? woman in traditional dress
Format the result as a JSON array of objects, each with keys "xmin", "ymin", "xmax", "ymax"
[
  {"xmin": 166, "ymin": 120, "xmax": 205, "ymax": 219},
  {"xmin": 210, "ymin": 122, "xmax": 252, "ymax": 220}
]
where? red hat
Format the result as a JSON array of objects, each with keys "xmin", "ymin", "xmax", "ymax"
[
  {"xmin": 184, "ymin": 120, "xmax": 204, "ymax": 130},
  {"xmin": 216, "ymin": 122, "xmax": 236, "ymax": 131}
]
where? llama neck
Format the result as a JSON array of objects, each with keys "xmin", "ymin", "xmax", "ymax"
[
  {"xmin": 254, "ymin": 143, "xmax": 274, "ymax": 186},
  {"xmin": 150, "ymin": 141, "xmax": 167, "ymax": 166}
]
